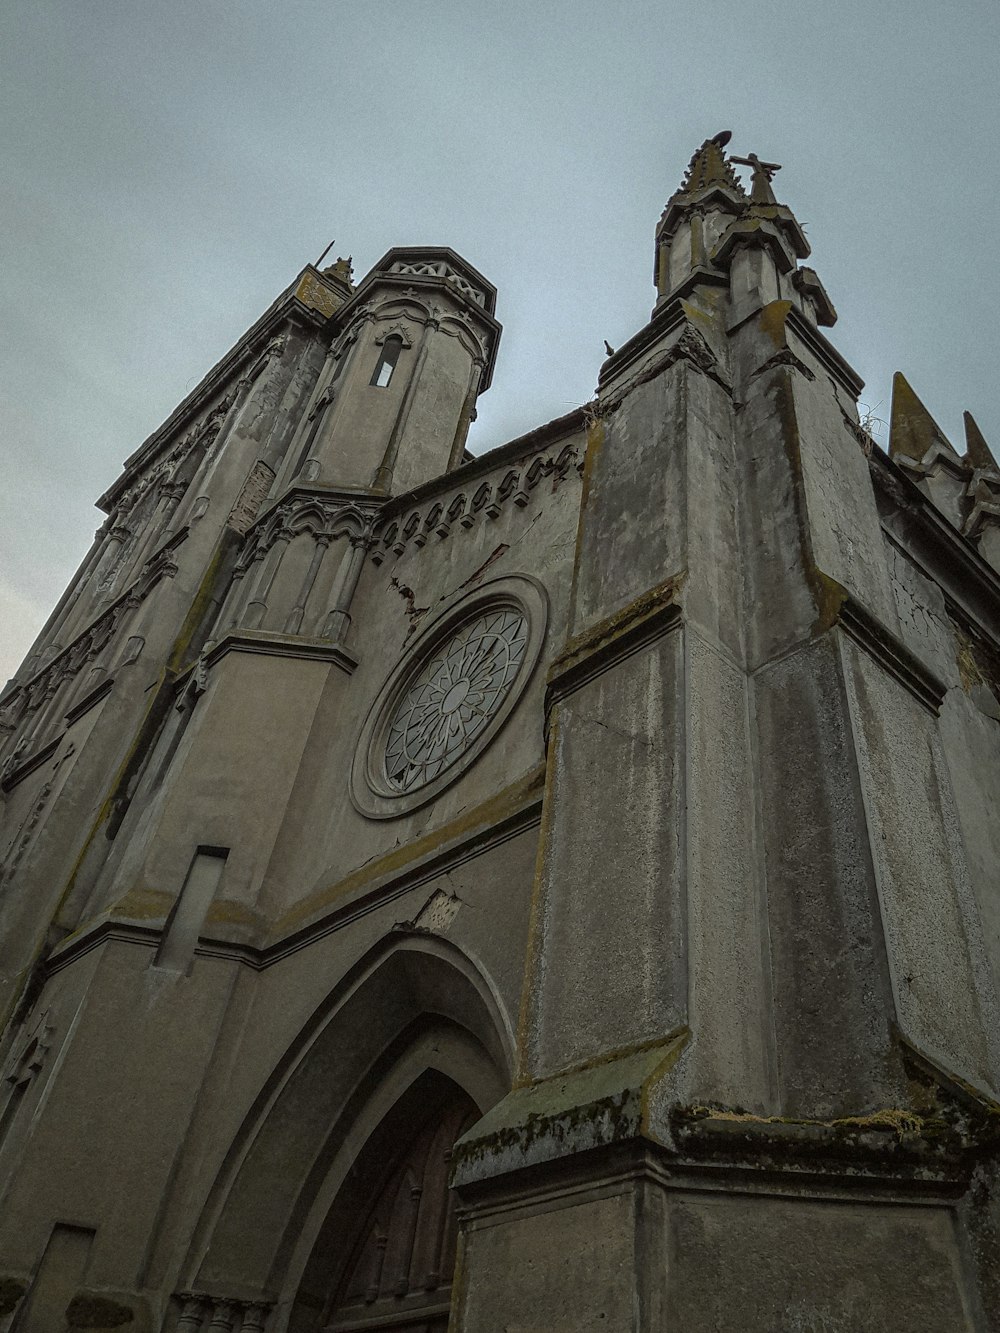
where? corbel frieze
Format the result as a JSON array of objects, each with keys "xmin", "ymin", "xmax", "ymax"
[{"xmin": 371, "ymin": 440, "xmax": 582, "ymax": 567}]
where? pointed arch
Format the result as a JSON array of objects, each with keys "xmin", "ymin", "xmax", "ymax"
[
  {"xmin": 289, "ymin": 1070, "xmax": 479, "ymax": 1332},
  {"xmin": 183, "ymin": 936, "xmax": 512, "ymax": 1313}
]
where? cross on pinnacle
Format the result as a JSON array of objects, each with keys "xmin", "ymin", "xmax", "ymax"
[{"xmin": 730, "ymin": 152, "xmax": 782, "ymax": 204}]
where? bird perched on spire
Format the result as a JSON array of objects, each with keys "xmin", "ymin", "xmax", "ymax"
[{"xmin": 677, "ymin": 132, "xmax": 744, "ymax": 196}]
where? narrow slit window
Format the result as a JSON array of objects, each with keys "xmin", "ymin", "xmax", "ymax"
[
  {"xmin": 371, "ymin": 336, "xmax": 403, "ymax": 388},
  {"xmin": 155, "ymin": 846, "xmax": 229, "ymax": 972}
]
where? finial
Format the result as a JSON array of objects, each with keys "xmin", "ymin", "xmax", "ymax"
[
  {"xmin": 326, "ymin": 255, "xmax": 354, "ymax": 280},
  {"xmin": 677, "ymin": 132, "xmax": 745, "ymax": 197},
  {"xmin": 730, "ymin": 152, "xmax": 782, "ymax": 204}
]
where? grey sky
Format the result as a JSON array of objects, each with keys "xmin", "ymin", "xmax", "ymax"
[{"xmin": 3, "ymin": 0, "xmax": 998, "ymax": 685}]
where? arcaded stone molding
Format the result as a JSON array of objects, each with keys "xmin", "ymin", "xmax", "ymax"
[{"xmin": 370, "ymin": 439, "xmax": 581, "ymax": 567}]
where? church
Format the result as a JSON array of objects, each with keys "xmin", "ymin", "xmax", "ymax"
[{"xmin": 2, "ymin": 132, "xmax": 1000, "ymax": 1331}]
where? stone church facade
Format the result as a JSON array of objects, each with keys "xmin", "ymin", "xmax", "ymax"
[{"xmin": 2, "ymin": 133, "xmax": 1000, "ymax": 1331}]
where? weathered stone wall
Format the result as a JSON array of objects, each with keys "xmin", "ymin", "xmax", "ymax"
[{"xmin": 2, "ymin": 143, "xmax": 1000, "ymax": 1333}]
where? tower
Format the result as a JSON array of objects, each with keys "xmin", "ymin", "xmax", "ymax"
[{"xmin": 1, "ymin": 136, "xmax": 999, "ymax": 1332}]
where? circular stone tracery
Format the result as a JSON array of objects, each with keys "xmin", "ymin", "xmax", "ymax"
[{"xmin": 383, "ymin": 607, "xmax": 528, "ymax": 793}]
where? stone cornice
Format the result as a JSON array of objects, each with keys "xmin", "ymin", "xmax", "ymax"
[
  {"xmin": 0, "ymin": 736, "xmax": 60, "ymax": 794},
  {"xmin": 348, "ymin": 245, "xmax": 498, "ymax": 316},
  {"xmin": 598, "ymin": 298, "xmax": 688, "ymax": 390},
  {"xmin": 372, "ymin": 428, "xmax": 583, "ymax": 567},
  {"xmin": 837, "ymin": 596, "xmax": 947, "ymax": 714},
  {"xmin": 63, "ymin": 675, "xmax": 116, "ymax": 726},
  {"xmin": 546, "ymin": 579, "xmax": 685, "ymax": 719},
  {"xmin": 247, "ymin": 483, "xmax": 383, "ymax": 543},
  {"xmin": 726, "ymin": 299, "xmax": 864, "ymax": 398}
]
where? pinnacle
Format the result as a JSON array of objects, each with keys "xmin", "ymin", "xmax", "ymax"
[
  {"xmin": 964, "ymin": 411, "xmax": 999, "ymax": 472},
  {"xmin": 677, "ymin": 131, "xmax": 746, "ymax": 198},
  {"xmin": 889, "ymin": 372, "xmax": 957, "ymax": 463}
]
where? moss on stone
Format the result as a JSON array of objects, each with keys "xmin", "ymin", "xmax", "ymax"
[
  {"xmin": 0, "ymin": 1277, "xmax": 26, "ymax": 1317},
  {"xmin": 275, "ymin": 763, "xmax": 546, "ymax": 933},
  {"xmin": 684, "ymin": 1104, "xmax": 924, "ymax": 1139}
]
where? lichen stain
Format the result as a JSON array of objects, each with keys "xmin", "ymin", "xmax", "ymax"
[
  {"xmin": 275, "ymin": 764, "xmax": 545, "ymax": 934},
  {"xmin": 759, "ymin": 299, "xmax": 794, "ymax": 350},
  {"xmin": 110, "ymin": 887, "xmax": 174, "ymax": 921},
  {"xmin": 683, "ymin": 1104, "xmax": 923, "ymax": 1138}
]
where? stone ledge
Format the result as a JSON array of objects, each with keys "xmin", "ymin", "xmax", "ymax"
[
  {"xmin": 203, "ymin": 629, "xmax": 358, "ymax": 674},
  {"xmin": 454, "ymin": 1036, "xmax": 1000, "ymax": 1205},
  {"xmin": 837, "ymin": 595, "xmax": 947, "ymax": 714},
  {"xmin": 0, "ymin": 735, "xmax": 60, "ymax": 792},
  {"xmin": 452, "ymin": 1033, "xmax": 688, "ymax": 1188},
  {"xmin": 546, "ymin": 578, "xmax": 685, "ymax": 717}
]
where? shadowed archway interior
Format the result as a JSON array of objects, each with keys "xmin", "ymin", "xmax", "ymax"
[{"xmin": 290, "ymin": 1070, "xmax": 478, "ymax": 1333}]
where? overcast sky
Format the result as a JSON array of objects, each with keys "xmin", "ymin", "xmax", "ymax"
[{"xmin": 3, "ymin": 0, "xmax": 998, "ymax": 685}]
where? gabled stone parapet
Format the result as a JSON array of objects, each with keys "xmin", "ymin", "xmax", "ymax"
[{"xmin": 889, "ymin": 372, "xmax": 1000, "ymax": 571}]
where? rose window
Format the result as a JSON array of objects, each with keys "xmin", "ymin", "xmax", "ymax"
[{"xmin": 383, "ymin": 608, "xmax": 528, "ymax": 792}]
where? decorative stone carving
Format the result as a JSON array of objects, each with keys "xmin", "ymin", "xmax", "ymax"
[
  {"xmin": 2, "ymin": 1008, "xmax": 54, "ymax": 1088},
  {"xmin": 0, "ymin": 532, "xmax": 186, "ymax": 768},
  {"xmin": 387, "ymin": 258, "xmax": 488, "ymax": 307},
  {"xmin": 351, "ymin": 576, "xmax": 547, "ymax": 818},
  {"xmin": 374, "ymin": 322, "xmax": 414, "ymax": 348},
  {"xmin": 173, "ymin": 1293, "xmax": 272, "ymax": 1332},
  {"xmin": 370, "ymin": 441, "xmax": 581, "ymax": 567},
  {"xmin": 383, "ymin": 606, "xmax": 528, "ymax": 793}
]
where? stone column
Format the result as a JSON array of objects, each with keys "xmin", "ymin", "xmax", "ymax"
[
  {"xmin": 320, "ymin": 535, "xmax": 369, "ymax": 642},
  {"xmin": 205, "ymin": 1299, "xmax": 237, "ymax": 1332},
  {"xmin": 175, "ymin": 1293, "xmax": 210, "ymax": 1331},
  {"xmin": 243, "ymin": 529, "xmax": 292, "ymax": 630},
  {"xmin": 239, "ymin": 1303, "xmax": 270, "ymax": 1333},
  {"xmin": 446, "ymin": 357, "xmax": 485, "ymax": 471},
  {"xmin": 283, "ymin": 533, "xmax": 330, "ymax": 635}
]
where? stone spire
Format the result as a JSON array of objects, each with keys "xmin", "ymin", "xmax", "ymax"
[
  {"xmin": 675, "ymin": 130, "xmax": 745, "ymax": 197},
  {"xmin": 888, "ymin": 373, "xmax": 1000, "ymax": 541},
  {"xmin": 654, "ymin": 131, "xmax": 746, "ymax": 298},
  {"xmin": 654, "ymin": 131, "xmax": 813, "ymax": 312},
  {"xmin": 964, "ymin": 410, "xmax": 999, "ymax": 471},
  {"xmin": 888, "ymin": 372, "xmax": 957, "ymax": 463}
]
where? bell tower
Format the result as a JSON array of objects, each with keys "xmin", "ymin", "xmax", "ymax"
[{"xmin": 273, "ymin": 248, "xmax": 501, "ymax": 500}]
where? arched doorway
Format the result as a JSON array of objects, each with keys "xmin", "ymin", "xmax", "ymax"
[{"xmin": 289, "ymin": 1070, "xmax": 478, "ymax": 1333}]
